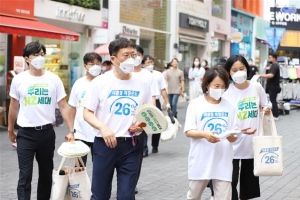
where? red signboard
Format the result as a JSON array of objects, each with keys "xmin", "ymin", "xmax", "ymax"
[{"xmin": 0, "ymin": 0, "xmax": 34, "ymax": 19}]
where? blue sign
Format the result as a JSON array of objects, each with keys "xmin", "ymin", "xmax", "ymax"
[
  {"xmin": 281, "ymin": 7, "xmax": 297, "ymax": 13},
  {"xmin": 265, "ymin": 27, "xmax": 286, "ymax": 52}
]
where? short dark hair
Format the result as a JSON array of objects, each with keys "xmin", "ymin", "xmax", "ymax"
[
  {"xmin": 108, "ymin": 38, "xmax": 135, "ymax": 56},
  {"xmin": 83, "ymin": 52, "xmax": 102, "ymax": 64},
  {"xmin": 223, "ymin": 54, "xmax": 250, "ymax": 80},
  {"xmin": 203, "ymin": 59, "xmax": 208, "ymax": 67},
  {"xmin": 135, "ymin": 45, "xmax": 144, "ymax": 56},
  {"xmin": 102, "ymin": 60, "xmax": 111, "ymax": 66},
  {"xmin": 142, "ymin": 55, "xmax": 154, "ymax": 64},
  {"xmin": 269, "ymin": 53, "xmax": 277, "ymax": 60},
  {"xmin": 201, "ymin": 66, "xmax": 230, "ymax": 94},
  {"xmin": 22, "ymin": 41, "xmax": 46, "ymax": 58},
  {"xmin": 248, "ymin": 58, "xmax": 253, "ymax": 62}
]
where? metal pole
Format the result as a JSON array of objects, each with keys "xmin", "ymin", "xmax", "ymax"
[{"xmin": 274, "ymin": 0, "xmax": 276, "ymax": 53}]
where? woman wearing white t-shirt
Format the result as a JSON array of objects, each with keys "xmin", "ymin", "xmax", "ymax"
[
  {"xmin": 188, "ymin": 57, "xmax": 205, "ymax": 101},
  {"xmin": 222, "ymin": 55, "xmax": 271, "ymax": 200},
  {"xmin": 184, "ymin": 67, "xmax": 239, "ymax": 200}
]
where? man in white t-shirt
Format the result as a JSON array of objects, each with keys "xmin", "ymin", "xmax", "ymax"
[
  {"xmin": 69, "ymin": 52, "xmax": 102, "ymax": 166},
  {"xmin": 132, "ymin": 45, "xmax": 160, "ymax": 194},
  {"xmin": 83, "ymin": 38, "xmax": 152, "ymax": 199},
  {"xmin": 143, "ymin": 54, "xmax": 171, "ymax": 154},
  {"xmin": 8, "ymin": 41, "xmax": 75, "ymax": 200}
]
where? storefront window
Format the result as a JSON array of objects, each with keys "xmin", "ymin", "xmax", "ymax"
[
  {"xmin": 211, "ymin": 40, "xmax": 224, "ymax": 67},
  {"xmin": 32, "ymin": 35, "xmax": 84, "ymax": 96},
  {"xmin": 140, "ymin": 29, "xmax": 169, "ymax": 71},
  {"xmin": 212, "ymin": 0, "xmax": 226, "ymax": 19}
]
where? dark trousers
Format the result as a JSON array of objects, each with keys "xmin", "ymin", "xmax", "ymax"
[
  {"xmin": 136, "ymin": 131, "xmax": 146, "ymax": 187},
  {"xmin": 268, "ymin": 89, "xmax": 279, "ymax": 117},
  {"xmin": 143, "ymin": 99, "xmax": 162, "ymax": 153},
  {"xmin": 232, "ymin": 159, "xmax": 260, "ymax": 200},
  {"xmin": 91, "ymin": 137, "xmax": 142, "ymax": 200},
  {"xmin": 75, "ymin": 139, "xmax": 93, "ymax": 166},
  {"xmin": 16, "ymin": 127, "xmax": 55, "ymax": 200},
  {"xmin": 168, "ymin": 94, "xmax": 180, "ymax": 118}
]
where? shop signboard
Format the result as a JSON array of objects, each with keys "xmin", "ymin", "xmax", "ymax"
[
  {"xmin": 0, "ymin": 0, "xmax": 34, "ymax": 19},
  {"xmin": 265, "ymin": 27, "xmax": 286, "ymax": 52},
  {"xmin": 13, "ymin": 56, "xmax": 26, "ymax": 74},
  {"xmin": 179, "ymin": 13, "xmax": 209, "ymax": 32},
  {"xmin": 231, "ymin": 11, "xmax": 253, "ymax": 43},
  {"xmin": 270, "ymin": 7, "xmax": 300, "ymax": 30}
]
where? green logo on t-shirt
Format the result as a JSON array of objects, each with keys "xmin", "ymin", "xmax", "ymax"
[
  {"xmin": 24, "ymin": 84, "xmax": 52, "ymax": 106},
  {"xmin": 237, "ymin": 96, "xmax": 258, "ymax": 120}
]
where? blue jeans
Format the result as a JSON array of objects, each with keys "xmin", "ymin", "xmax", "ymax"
[
  {"xmin": 168, "ymin": 94, "xmax": 180, "ymax": 118},
  {"xmin": 91, "ymin": 137, "xmax": 142, "ymax": 200}
]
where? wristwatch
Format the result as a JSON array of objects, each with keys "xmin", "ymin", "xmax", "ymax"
[{"xmin": 70, "ymin": 129, "xmax": 76, "ymax": 134}]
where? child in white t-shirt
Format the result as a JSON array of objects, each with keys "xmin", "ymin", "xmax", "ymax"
[{"xmin": 184, "ymin": 66, "xmax": 238, "ymax": 200}]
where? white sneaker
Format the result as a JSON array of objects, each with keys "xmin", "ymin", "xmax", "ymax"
[
  {"xmin": 210, "ymin": 197, "xmax": 214, "ymax": 200},
  {"xmin": 273, "ymin": 117, "xmax": 279, "ymax": 121}
]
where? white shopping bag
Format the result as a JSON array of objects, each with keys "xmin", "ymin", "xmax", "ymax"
[
  {"xmin": 52, "ymin": 157, "xmax": 69, "ymax": 200},
  {"xmin": 66, "ymin": 158, "xmax": 92, "ymax": 200},
  {"xmin": 160, "ymin": 115, "xmax": 181, "ymax": 142},
  {"xmin": 252, "ymin": 112, "xmax": 283, "ymax": 176}
]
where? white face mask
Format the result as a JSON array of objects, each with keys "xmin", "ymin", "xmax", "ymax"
[
  {"xmin": 117, "ymin": 58, "xmax": 135, "ymax": 74},
  {"xmin": 145, "ymin": 65, "xmax": 154, "ymax": 72},
  {"xmin": 30, "ymin": 56, "xmax": 45, "ymax": 70},
  {"xmin": 209, "ymin": 88, "xmax": 225, "ymax": 100},
  {"xmin": 201, "ymin": 62, "xmax": 206, "ymax": 67},
  {"xmin": 194, "ymin": 61, "xmax": 200, "ymax": 66},
  {"xmin": 88, "ymin": 65, "xmax": 101, "ymax": 76},
  {"xmin": 134, "ymin": 56, "xmax": 142, "ymax": 67},
  {"xmin": 232, "ymin": 71, "xmax": 247, "ymax": 84}
]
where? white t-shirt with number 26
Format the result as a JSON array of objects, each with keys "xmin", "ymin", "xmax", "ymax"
[
  {"xmin": 184, "ymin": 95, "xmax": 238, "ymax": 182},
  {"xmin": 83, "ymin": 71, "xmax": 152, "ymax": 138}
]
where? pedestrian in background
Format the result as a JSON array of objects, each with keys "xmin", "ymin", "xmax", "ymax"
[
  {"xmin": 184, "ymin": 67, "xmax": 238, "ymax": 200},
  {"xmin": 8, "ymin": 41, "xmax": 75, "ymax": 200},
  {"xmin": 69, "ymin": 52, "xmax": 102, "ymax": 166},
  {"xmin": 201, "ymin": 59, "xmax": 210, "ymax": 71},
  {"xmin": 260, "ymin": 53, "xmax": 281, "ymax": 120},
  {"xmin": 132, "ymin": 45, "xmax": 159, "ymax": 194},
  {"xmin": 165, "ymin": 58, "xmax": 184, "ymax": 118},
  {"xmin": 223, "ymin": 54, "xmax": 271, "ymax": 200},
  {"xmin": 247, "ymin": 58, "xmax": 259, "ymax": 80},
  {"xmin": 143, "ymin": 54, "xmax": 171, "ymax": 154},
  {"xmin": 101, "ymin": 60, "xmax": 112, "ymax": 74},
  {"xmin": 188, "ymin": 57, "xmax": 205, "ymax": 101}
]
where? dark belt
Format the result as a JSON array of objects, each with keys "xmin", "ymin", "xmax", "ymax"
[{"xmin": 21, "ymin": 123, "xmax": 53, "ymax": 130}]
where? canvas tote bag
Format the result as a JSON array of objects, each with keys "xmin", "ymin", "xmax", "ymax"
[
  {"xmin": 52, "ymin": 157, "xmax": 70, "ymax": 200},
  {"xmin": 66, "ymin": 157, "xmax": 92, "ymax": 200},
  {"xmin": 252, "ymin": 112, "xmax": 283, "ymax": 176}
]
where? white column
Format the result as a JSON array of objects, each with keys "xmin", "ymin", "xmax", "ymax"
[
  {"xmin": 169, "ymin": 0, "xmax": 177, "ymax": 61},
  {"xmin": 108, "ymin": 0, "xmax": 121, "ymax": 42}
]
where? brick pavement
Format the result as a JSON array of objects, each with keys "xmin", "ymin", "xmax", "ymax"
[{"xmin": 0, "ymin": 103, "xmax": 299, "ymax": 200}]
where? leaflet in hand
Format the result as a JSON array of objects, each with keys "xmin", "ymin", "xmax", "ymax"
[{"xmin": 215, "ymin": 129, "xmax": 241, "ymax": 139}]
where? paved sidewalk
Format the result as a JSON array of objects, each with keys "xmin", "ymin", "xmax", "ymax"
[{"xmin": 0, "ymin": 103, "xmax": 299, "ymax": 200}]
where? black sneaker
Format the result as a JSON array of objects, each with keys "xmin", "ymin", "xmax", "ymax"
[
  {"xmin": 152, "ymin": 147, "xmax": 158, "ymax": 153},
  {"xmin": 135, "ymin": 187, "xmax": 138, "ymax": 194}
]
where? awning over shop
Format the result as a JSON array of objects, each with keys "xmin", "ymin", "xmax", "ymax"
[
  {"xmin": 179, "ymin": 35, "xmax": 207, "ymax": 46},
  {"xmin": 0, "ymin": 15, "xmax": 79, "ymax": 41}
]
